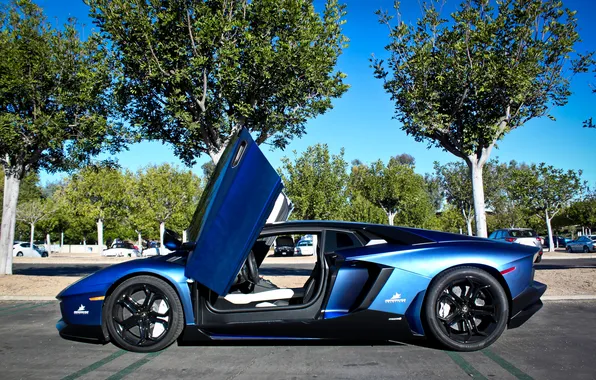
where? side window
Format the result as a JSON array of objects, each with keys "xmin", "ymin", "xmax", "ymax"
[
  {"xmin": 22, "ymin": 243, "xmax": 30, "ymax": 248},
  {"xmin": 488, "ymin": 232, "xmax": 496, "ymax": 239},
  {"xmin": 324, "ymin": 230, "xmax": 363, "ymax": 253}
]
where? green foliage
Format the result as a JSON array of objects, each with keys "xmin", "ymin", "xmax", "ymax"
[
  {"xmin": 279, "ymin": 144, "xmax": 348, "ymax": 221},
  {"xmin": 134, "ymin": 164, "xmax": 203, "ymax": 237},
  {"xmin": 0, "ymin": 0, "xmax": 126, "ymax": 176},
  {"xmin": 86, "ymin": 0, "xmax": 349, "ymax": 164},
  {"xmin": 351, "ymin": 158, "xmax": 433, "ymax": 226},
  {"xmin": 508, "ymin": 163, "xmax": 584, "ymax": 218},
  {"xmin": 372, "ymin": 0, "xmax": 590, "ymax": 159},
  {"xmin": 565, "ymin": 193, "xmax": 596, "ymax": 229},
  {"xmin": 436, "ymin": 206, "xmax": 466, "ymax": 234}
]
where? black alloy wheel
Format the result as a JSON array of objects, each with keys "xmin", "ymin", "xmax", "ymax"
[
  {"xmin": 424, "ymin": 267, "xmax": 508, "ymax": 351},
  {"xmin": 105, "ymin": 276, "xmax": 184, "ymax": 352}
]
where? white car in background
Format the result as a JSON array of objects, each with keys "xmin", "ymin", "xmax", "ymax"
[
  {"xmin": 13, "ymin": 242, "xmax": 47, "ymax": 257},
  {"xmin": 142, "ymin": 244, "xmax": 172, "ymax": 257},
  {"xmin": 102, "ymin": 242, "xmax": 140, "ymax": 257},
  {"xmin": 294, "ymin": 239, "xmax": 316, "ymax": 256}
]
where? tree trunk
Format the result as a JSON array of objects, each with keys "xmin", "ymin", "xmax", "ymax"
[
  {"xmin": 137, "ymin": 231, "xmax": 142, "ymax": 251},
  {"xmin": 208, "ymin": 146, "xmax": 225, "ymax": 165},
  {"xmin": 61, "ymin": 231, "xmax": 64, "ymax": 247},
  {"xmin": 387, "ymin": 211, "xmax": 396, "ymax": 226},
  {"xmin": 97, "ymin": 218, "xmax": 104, "ymax": 253},
  {"xmin": 159, "ymin": 221, "xmax": 165, "ymax": 249},
  {"xmin": 29, "ymin": 223, "xmax": 35, "ymax": 248},
  {"xmin": 545, "ymin": 210, "xmax": 554, "ymax": 253},
  {"xmin": 0, "ymin": 171, "xmax": 21, "ymax": 275},
  {"xmin": 466, "ymin": 218, "xmax": 473, "ymax": 236},
  {"xmin": 182, "ymin": 230, "xmax": 187, "ymax": 243},
  {"xmin": 468, "ymin": 159, "xmax": 488, "ymax": 238},
  {"xmin": 46, "ymin": 233, "xmax": 51, "ymax": 255}
]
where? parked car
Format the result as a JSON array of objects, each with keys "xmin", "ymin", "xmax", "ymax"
[
  {"xmin": 294, "ymin": 239, "xmax": 316, "ymax": 256},
  {"xmin": 542, "ymin": 235, "xmax": 572, "ymax": 249},
  {"xmin": 12, "ymin": 242, "xmax": 47, "ymax": 257},
  {"xmin": 273, "ymin": 236, "xmax": 295, "ymax": 256},
  {"xmin": 142, "ymin": 243, "xmax": 172, "ymax": 257},
  {"xmin": 488, "ymin": 228, "xmax": 543, "ymax": 262},
  {"xmin": 57, "ymin": 128, "xmax": 545, "ymax": 354},
  {"xmin": 102, "ymin": 242, "xmax": 141, "ymax": 257},
  {"xmin": 565, "ymin": 236, "xmax": 596, "ymax": 253}
]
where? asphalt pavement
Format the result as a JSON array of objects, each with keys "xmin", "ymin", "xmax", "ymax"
[{"xmin": 0, "ymin": 300, "xmax": 595, "ymax": 379}]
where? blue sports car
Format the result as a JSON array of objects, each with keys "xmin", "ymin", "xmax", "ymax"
[{"xmin": 56, "ymin": 129, "xmax": 546, "ymax": 353}]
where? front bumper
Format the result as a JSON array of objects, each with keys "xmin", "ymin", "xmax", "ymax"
[
  {"xmin": 56, "ymin": 318, "xmax": 109, "ymax": 344},
  {"xmin": 508, "ymin": 280, "xmax": 547, "ymax": 329}
]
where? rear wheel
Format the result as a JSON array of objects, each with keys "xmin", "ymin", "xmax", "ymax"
[
  {"xmin": 583, "ymin": 246, "xmax": 589, "ymax": 253},
  {"xmin": 566, "ymin": 246, "xmax": 572, "ymax": 253},
  {"xmin": 424, "ymin": 267, "xmax": 509, "ymax": 352},
  {"xmin": 105, "ymin": 276, "xmax": 184, "ymax": 352},
  {"xmin": 16, "ymin": 252, "xmax": 23, "ymax": 257}
]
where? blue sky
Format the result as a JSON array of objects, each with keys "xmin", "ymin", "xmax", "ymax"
[{"xmin": 35, "ymin": 0, "xmax": 596, "ymax": 187}]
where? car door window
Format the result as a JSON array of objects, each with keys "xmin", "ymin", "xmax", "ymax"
[
  {"xmin": 324, "ymin": 230, "xmax": 363, "ymax": 253},
  {"xmin": 488, "ymin": 232, "xmax": 497, "ymax": 239}
]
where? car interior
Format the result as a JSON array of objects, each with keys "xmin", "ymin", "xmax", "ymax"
[{"xmin": 207, "ymin": 232, "xmax": 323, "ymax": 311}]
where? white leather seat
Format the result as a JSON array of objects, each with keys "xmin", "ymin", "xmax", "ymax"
[{"xmin": 224, "ymin": 288, "xmax": 295, "ymax": 305}]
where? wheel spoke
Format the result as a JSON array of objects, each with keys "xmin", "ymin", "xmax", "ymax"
[
  {"xmin": 138, "ymin": 319, "xmax": 149, "ymax": 345},
  {"xmin": 149, "ymin": 313, "xmax": 169, "ymax": 329},
  {"xmin": 114, "ymin": 315, "xmax": 138, "ymax": 331},
  {"xmin": 470, "ymin": 305, "xmax": 497, "ymax": 322},
  {"xmin": 118, "ymin": 296, "xmax": 140, "ymax": 314},
  {"xmin": 468, "ymin": 317, "xmax": 487, "ymax": 337},
  {"xmin": 447, "ymin": 285, "xmax": 464, "ymax": 304},
  {"xmin": 143, "ymin": 291, "xmax": 156, "ymax": 310}
]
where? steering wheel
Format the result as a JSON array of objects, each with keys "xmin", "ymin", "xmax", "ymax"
[{"xmin": 243, "ymin": 251, "xmax": 259, "ymax": 284}]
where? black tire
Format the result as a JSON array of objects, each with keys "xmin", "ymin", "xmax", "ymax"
[
  {"xmin": 583, "ymin": 246, "xmax": 589, "ymax": 253},
  {"xmin": 534, "ymin": 255, "xmax": 542, "ymax": 263},
  {"xmin": 16, "ymin": 252, "xmax": 23, "ymax": 257},
  {"xmin": 566, "ymin": 246, "xmax": 572, "ymax": 253},
  {"xmin": 42, "ymin": 252, "xmax": 48, "ymax": 257},
  {"xmin": 423, "ymin": 266, "xmax": 509, "ymax": 352},
  {"xmin": 104, "ymin": 275, "xmax": 184, "ymax": 353}
]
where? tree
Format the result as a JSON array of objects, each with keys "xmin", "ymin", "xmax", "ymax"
[
  {"xmin": 62, "ymin": 167, "xmax": 131, "ymax": 251},
  {"xmin": 372, "ymin": 0, "xmax": 591, "ymax": 237},
  {"xmin": 566, "ymin": 193, "xmax": 596, "ymax": 230},
  {"xmin": 16, "ymin": 198, "xmax": 53, "ymax": 248},
  {"xmin": 434, "ymin": 161, "xmax": 475, "ymax": 235},
  {"xmin": 134, "ymin": 165, "xmax": 202, "ymax": 248},
  {"xmin": 0, "ymin": 0, "xmax": 125, "ymax": 274},
  {"xmin": 279, "ymin": 144, "xmax": 348, "ymax": 221},
  {"xmin": 509, "ymin": 163, "xmax": 584, "ymax": 251},
  {"xmin": 86, "ymin": 0, "xmax": 349, "ymax": 164},
  {"xmin": 352, "ymin": 158, "xmax": 432, "ymax": 226}
]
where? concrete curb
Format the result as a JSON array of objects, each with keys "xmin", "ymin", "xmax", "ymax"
[
  {"xmin": 0, "ymin": 295, "xmax": 57, "ymax": 301},
  {"xmin": 542, "ymin": 295, "xmax": 596, "ymax": 301},
  {"xmin": 542, "ymin": 255, "xmax": 596, "ymax": 260}
]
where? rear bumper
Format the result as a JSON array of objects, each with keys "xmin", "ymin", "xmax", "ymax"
[
  {"xmin": 508, "ymin": 281, "xmax": 547, "ymax": 329},
  {"xmin": 56, "ymin": 318, "xmax": 109, "ymax": 344}
]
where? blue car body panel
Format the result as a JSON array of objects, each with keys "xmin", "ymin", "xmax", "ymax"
[
  {"xmin": 184, "ymin": 128, "xmax": 283, "ymax": 295},
  {"xmin": 57, "ymin": 256, "xmax": 193, "ymax": 326}
]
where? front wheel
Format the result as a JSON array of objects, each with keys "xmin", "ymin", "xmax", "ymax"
[
  {"xmin": 583, "ymin": 246, "xmax": 589, "ymax": 253},
  {"xmin": 105, "ymin": 275, "xmax": 184, "ymax": 352},
  {"xmin": 566, "ymin": 246, "xmax": 572, "ymax": 253},
  {"xmin": 423, "ymin": 266, "xmax": 509, "ymax": 352},
  {"xmin": 16, "ymin": 252, "xmax": 23, "ymax": 257}
]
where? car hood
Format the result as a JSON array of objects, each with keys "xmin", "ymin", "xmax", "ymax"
[{"xmin": 184, "ymin": 128, "xmax": 290, "ymax": 295}]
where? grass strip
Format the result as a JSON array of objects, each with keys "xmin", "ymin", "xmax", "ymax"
[{"xmin": 61, "ymin": 350, "xmax": 127, "ymax": 380}]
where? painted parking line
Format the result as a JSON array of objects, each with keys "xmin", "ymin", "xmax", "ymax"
[
  {"xmin": 482, "ymin": 348, "xmax": 534, "ymax": 380},
  {"xmin": 105, "ymin": 351, "xmax": 164, "ymax": 380},
  {"xmin": 61, "ymin": 350, "xmax": 127, "ymax": 380},
  {"xmin": 0, "ymin": 301, "xmax": 53, "ymax": 316},
  {"xmin": 445, "ymin": 351, "xmax": 488, "ymax": 380}
]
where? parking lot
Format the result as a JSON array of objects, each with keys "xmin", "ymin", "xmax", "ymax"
[{"xmin": 1, "ymin": 299, "xmax": 595, "ymax": 379}]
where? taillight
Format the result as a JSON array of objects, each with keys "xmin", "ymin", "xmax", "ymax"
[{"xmin": 505, "ymin": 237, "xmax": 517, "ymax": 242}]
